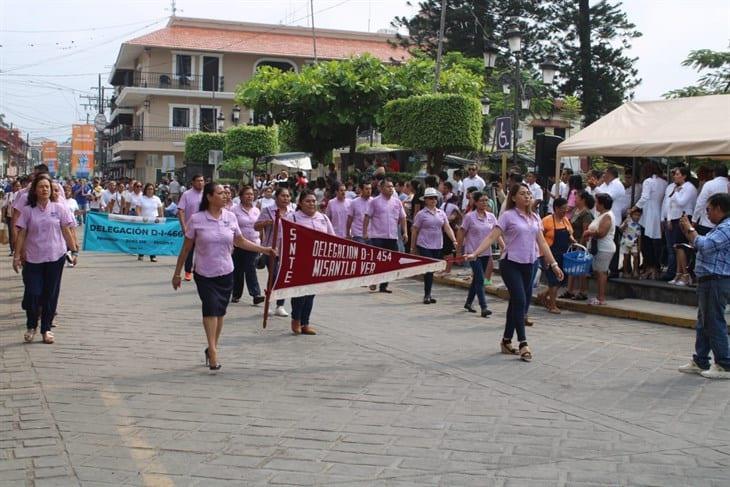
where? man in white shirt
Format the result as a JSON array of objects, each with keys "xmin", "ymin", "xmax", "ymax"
[
  {"xmin": 547, "ymin": 169, "xmax": 571, "ymax": 214},
  {"xmin": 461, "ymin": 165, "xmax": 485, "ymax": 210},
  {"xmin": 168, "ymin": 177, "xmax": 181, "ymax": 203},
  {"xmin": 693, "ymin": 164, "xmax": 730, "ymax": 233},
  {"xmin": 595, "ymin": 166, "xmax": 626, "ymax": 277},
  {"xmin": 525, "ymin": 172, "xmax": 543, "ymax": 213}
]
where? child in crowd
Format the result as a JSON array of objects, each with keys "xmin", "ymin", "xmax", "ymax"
[{"xmin": 620, "ymin": 208, "xmax": 642, "ymax": 278}]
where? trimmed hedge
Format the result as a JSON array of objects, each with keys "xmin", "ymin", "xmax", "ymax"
[
  {"xmin": 184, "ymin": 132, "xmax": 226, "ymax": 163},
  {"xmin": 224, "ymin": 125, "xmax": 279, "ymax": 159},
  {"xmin": 382, "ymin": 94, "xmax": 482, "ymax": 153}
]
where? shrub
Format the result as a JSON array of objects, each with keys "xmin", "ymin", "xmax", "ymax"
[
  {"xmin": 184, "ymin": 132, "xmax": 226, "ymax": 163},
  {"xmin": 382, "ymin": 94, "xmax": 482, "ymax": 171},
  {"xmin": 224, "ymin": 125, "xmax": 279, "ymax": 159}
]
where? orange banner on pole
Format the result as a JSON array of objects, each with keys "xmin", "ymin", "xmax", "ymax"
[
  {"xmin": 71, "ymin": 124, "xmax": 95, "ymax": 178},
  {"xmin": 41, "ymin": 141, "xmax": 58, "ymax": 176}
]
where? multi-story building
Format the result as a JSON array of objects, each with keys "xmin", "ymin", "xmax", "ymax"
[
  {"xmin": 0, "ymin": 126, "xmax": 29, "ymax": 177},
  {"xmin": 107, "ymin": 16, "xmax": 408, "ymax": 182}
]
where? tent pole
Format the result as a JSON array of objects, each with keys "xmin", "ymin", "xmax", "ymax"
[{"xmin": 630, "ymin": 157, "xmax": 637, "ymax": 207}]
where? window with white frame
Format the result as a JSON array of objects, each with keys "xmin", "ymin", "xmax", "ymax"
[{"xmin": 172, "ymin": 107, "xmax": 191, "ymax": 128}]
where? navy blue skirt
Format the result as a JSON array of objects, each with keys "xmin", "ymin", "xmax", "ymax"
[{"xmin": 194, "ymin": 272, "xmax": 234, "ymax": 317}]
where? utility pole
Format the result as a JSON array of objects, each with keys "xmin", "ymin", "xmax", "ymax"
[
  {"xmin": 170, "ymin": 0, "xmax": 177, "ymax": 17},
  {"xmin": 310, "ymin": 0, "xmax": 318, "ymax": 63},
  {"xmin": 433, "ymin": 0, "xmax": 448, "ymax": 92}
]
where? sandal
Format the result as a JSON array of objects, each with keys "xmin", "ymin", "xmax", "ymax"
[
  {"xmin": 24, "ymin": 329, "xmax": 36, "ymax": 343},
  {"xmin": 42, "ymin": 332, "xmax": 54, "ymax": 344},
  {"xmin": 587, "ymin": 298, "xmax": 606, "ymax": 306},
  {"xmin": 559, "ymin": 291, "xmax": 575, "ymax": 299},
  {"xmin": 519, "ymin": 344, "xmax": 532, "ymax": 362},
  {"xmin": 548, "ymin": 307, "xmax": 561, "ymax": 314},
  {"xmin": 500, "ymin": 340, "xmax": 518, "ymax": 355}
]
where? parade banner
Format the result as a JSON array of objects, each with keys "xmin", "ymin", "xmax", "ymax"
[
  {"xmin": 270, "ymin": 219, "xmax": 445, "ymax": 299},
  {"xmin": 41, "ymin": 140, "xmax": 58, "ymax": 176},
  {"xmin": 83, "ymin": 212, "xmax": 183, "ymax": 256},
  {"xmin": 71, "ymin": 124, "xmax": 95, "ymax": 178}
]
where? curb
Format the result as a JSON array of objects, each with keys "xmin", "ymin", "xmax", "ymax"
[{"xmin": 423, "ymin": 274, "xmax": 697, "ymax": 329}]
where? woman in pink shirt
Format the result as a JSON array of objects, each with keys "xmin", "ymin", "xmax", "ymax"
[
  {"xmin": 286, "ymin": 189, "xmax": 335, "ymax": 335},
  {"xmin": 230, "ymin": 185, "xmax": 264, "ymax": 306},
  {"xmin": 457, "ymin": 191, "xmax": 500, "ymax": 318},
  {"xmin": 410, "ymin": 187, "xmax": 456, "ymax": 304},
  {"xmin": 13, "ymin": 174, "xmax": 78, "ymax": 344},
  {"xmin": 172, "ymin": 182, "xmax": 276, "ymax": 371},
  {"xmin": 466, "ymin": 183, "xmax": 564, "ymax": 362}
]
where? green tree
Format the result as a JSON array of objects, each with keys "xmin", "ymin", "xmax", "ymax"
[
  {"xmin": 391, "ymin": 0, "xmax": 642, "ymax": 124},
  {"xmin": 383, "ymin": 94, "xmax": 482, "ymax": 172},
  {"xmin": 184, "ymin": 132, "xmax": 225, "ymax": 163},
  {"xmin": 663, "ymin": 48, "xmax": 730, "ymax": 98}
]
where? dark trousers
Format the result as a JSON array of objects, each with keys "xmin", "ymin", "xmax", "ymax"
[
  {"xmin": 609, "ymin": 226, "xmax": 622, "ymax": 276},
  {"xmin": 499, "ymin": 258, "xmax": 533, "ymax": 343},
  {"xmin": 5, "ymin": 216, "xmax": 14, "ymax": 253},
  {"xmin": 694, "ymin": 278, "xmax": 730, "ymax": 370},
  {"xmin": 22, "ymin": 256, "xmax": 65, "ymax": 334},
  {"xmin": 641, "ymin": 235, "xmax": 663, "ymax": 269},
  {"xmin": 370, "ymin": 238, "xmax": 398, "ymax": 291},
  {"xmin": 184, "ymin": 243, "xmax": 195, "ymax": 273},
  {"xmin": 467, "ymin": 256, "xmax": 489, "ymax": 310},
  {"xmin": 291, "ymin": 295, "xmax": 315, "ymax": 325},
  {"xmin": 232, "ymin": 248, "xmax": 261, "ymax": 300},
  {"xmin": 417, "ymin": 246, "xmax": 442, "ymax": 297}
]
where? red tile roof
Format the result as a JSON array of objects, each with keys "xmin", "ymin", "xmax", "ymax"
[{"xmin": 126, "ymin": 25, "xmax": 409, "ymax": 62}]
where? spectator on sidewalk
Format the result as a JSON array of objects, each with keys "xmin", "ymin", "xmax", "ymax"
[
  {"xmin": 595, "ymin": 167, "xmax": 625, "ymax": 278},
  {"xmin": 562, "ymin": 191, "xmax": 595, "ymax": 301},
  {"xmin": 537, "ymin": 197, "xmax": 574, "ymax": 314},
  {"xmin": 172, "ymin": 181, "xmax": 275, "ymax": 371},
  {"xmin": 584, "ymin": 193, "xmax": 616, "ymax": 306},
  {"xmin": 678, "ymin": 193, "xmax": 730, "ymax": 379},
  {"xmin": 666, "ymin": 167, "xmax": 698, "ymax": 286},
  {"xmin": 630, "ymin": 161, "xmax": 668, "ymax": 280}
]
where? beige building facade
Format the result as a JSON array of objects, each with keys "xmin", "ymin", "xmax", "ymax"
[{"xmin": 107, "ymin": 17, "xmax": 407, "ymax": 182}]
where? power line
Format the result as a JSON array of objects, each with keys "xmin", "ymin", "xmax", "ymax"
[{"xmin": 0, "ymin": 18, "xmax": 167, "ymax": 34}]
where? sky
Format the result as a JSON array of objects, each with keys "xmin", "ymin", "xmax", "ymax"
[{"xmin": 0, "ymin": 0, "xmax": 728, "ymax": 142}]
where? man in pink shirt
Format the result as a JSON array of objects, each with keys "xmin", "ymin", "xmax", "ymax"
[
  {"xmin": 363, "ymin": 179, "xmax": 408, "ymax": 293},
  {"xmin": 346, "ymin": 182, "xmax": 372, "ymax": 243},
  {"xmin": 177, "ymin": 174, "xmax": 205, "ymax": 281},
  {"xmin": 325, "ymin": 183, "xmax": 351, "ymax": 238}
]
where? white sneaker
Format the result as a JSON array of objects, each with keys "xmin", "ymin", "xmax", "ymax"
[
  {"xmin": 678, "ymin": 360, "xmax": 705, "ymax": 375},
  {"xmin": 274, "ymin": 306, "xmax": 289, "ymax": 317},
  {"xmin": 700, "ymin": 364, "xmax": 730, "ymax": 379}
]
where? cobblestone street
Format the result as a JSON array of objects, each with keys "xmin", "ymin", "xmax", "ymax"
[{"xmin": 2, "ymin": 252, "xmax": 729, "ymax": 486}]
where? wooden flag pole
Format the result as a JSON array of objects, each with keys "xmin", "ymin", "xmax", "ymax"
[{"xmin": 262, "ymin": 209, "xmax": 280, "ymax": 329}]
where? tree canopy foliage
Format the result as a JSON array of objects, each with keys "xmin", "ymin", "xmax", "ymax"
[
  {"xmin": 391, "ymin": 0, "xmax": 641, "ymax": 123},
  {"xmin": 663, "ymin": 48, "xmax": 730, "ymax": 98}
]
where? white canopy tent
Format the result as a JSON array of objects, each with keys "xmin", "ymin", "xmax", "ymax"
[
  {"xmin": 556, "ymin": 95, "xmax": 730, "ymax": 178},
  {"xmin": 266, "ymin": 152, "xmax": 313, "ymax": 171}
]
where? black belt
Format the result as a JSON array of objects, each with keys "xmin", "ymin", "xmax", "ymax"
[{"xmin": 697, "ymin": 275, "xmax": 730, "ymax": 283}]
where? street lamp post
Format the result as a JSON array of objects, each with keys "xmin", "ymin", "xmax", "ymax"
[
  {"xmin": 216, "ymin": 112, "xmax": 225, "ymax": 133},
  {"xmin": 483, "ymin": 22, "xmax": 559, "ymax": 166}
]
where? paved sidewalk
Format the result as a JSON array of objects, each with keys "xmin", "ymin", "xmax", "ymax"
[{"xmin": 1, "ymin": 251, "xmax": 729, "ymax": 486}]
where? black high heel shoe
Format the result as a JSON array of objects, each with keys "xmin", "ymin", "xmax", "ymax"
[
  {"xmin": 204, "ymin": 348, "xmax": 210, "ymax": 367},
  {"xmin": 209, "ymin": 363, "xmax": 222, "ymax": 371}
]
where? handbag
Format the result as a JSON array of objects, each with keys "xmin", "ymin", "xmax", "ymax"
[{"xmin": 589, "ymin": 237, "xmax": 598, "ymax": 255}]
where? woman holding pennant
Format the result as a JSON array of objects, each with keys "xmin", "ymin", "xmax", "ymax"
[
  {"xmin": 465, "ymin": 183, "xmax": 564, "ymax": 363},
  {"xmin": 285, "ymin": 189, "xmax": 335, "ymax": 335},
  {"xmin": 172, "ymin": 182, "xmax": 276, "ymax": 371}
]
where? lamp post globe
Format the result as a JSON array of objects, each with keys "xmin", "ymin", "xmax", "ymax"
[
  {"xmin": 505, "ymin": 24, "xmax": 522, "ymax": 53},
  {"xmin": 540, "ymin": 56, "xmax": 560, "ymax": 85}
]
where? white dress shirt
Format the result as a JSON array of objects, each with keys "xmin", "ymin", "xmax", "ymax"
[
  {"xmin": 596, "ymin": 178, "xmax": 626, "ymax": 226},
  {"xmin": 666, "ymin": 182, "xmax": 698, "ymax": 221},
  {"xmin": 693, "ymin": 176, "xmax": 730, "ymax": 228}
]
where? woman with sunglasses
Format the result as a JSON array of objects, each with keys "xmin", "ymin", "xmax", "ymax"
[
  {"xmin": 458, "ymin": 191, "xmax": 500, "ymax": 317},
  {"xmin": 411, "ymin": 187, "xmax": 457, "ymax": 304},
  {"xmin": 465, "ymin": 183, "xmax": 564, "ymax": 362}
]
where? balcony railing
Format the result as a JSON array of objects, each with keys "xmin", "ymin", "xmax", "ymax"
[
  {"xmin": 129, "ymin": 71, "xmax": 225, "ymax": 92},
  {"xmin": 109, "ymin": 125, "xmax": 197, "ymax": 145}
]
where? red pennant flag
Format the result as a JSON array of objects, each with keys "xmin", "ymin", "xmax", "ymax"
[{"xmin": 271, "ymin": 219, "xmax": 445, "ymax": 299}]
